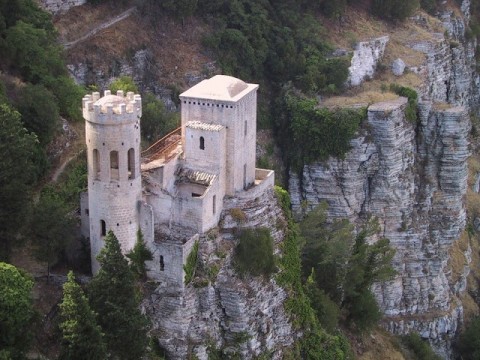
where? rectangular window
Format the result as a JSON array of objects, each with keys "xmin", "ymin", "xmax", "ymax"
[
  {"xmin": 213, "ymin": 195, "xmax": 216, "ymax": 214},
  {"xmin": 128, "ymin": 148, "xmax": 135, "ymax": 180},
  {"xmin": 110, "ymin": 151, "xmax": 119, "ymax": 180},
  {"xmin": 93, "ymin": 149, "xmax": 100, "ymax": 180}
]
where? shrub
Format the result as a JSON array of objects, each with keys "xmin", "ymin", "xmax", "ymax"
[
  {"xmin": 230, "ymin": 208, "xmax": 247, "ymax": 223},
  {"xmin": 390, "ymin": 84, "xmax": 418, "ymax": 123},
  {"xmin": 456, "ymin": 317, "xmax": 480, "ymax": 360},
  {"xmin": 233, "ymin": 228, "xmax": 275, "ymax": 277},
  {"xmin": 371, "ymin": 0, "xmax": 420, "ymax": 22},
  {"xmin": 401, "ymin": 333, "xmax": 441, "ymax": 360},
  {"xmin": 183, "ymin": 240, "xmax": 199, "ymax": 284}
]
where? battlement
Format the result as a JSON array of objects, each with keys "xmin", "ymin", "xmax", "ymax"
[{"xmin": 82, "ymin": 90, "xmax": 142, "ymax": 124}]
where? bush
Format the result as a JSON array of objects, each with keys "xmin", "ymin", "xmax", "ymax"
[
  {"xmin": 183, "ymin": 240, "xmax": 199, "ymax": 284},
  {"xmin": 371, "ymin": 0, "xmax": 419, "ymax": 22},
  {"xmin": 456, "ymin": 317, "xmax": 480, "ymax": 360},
  {"xmin": 390, "ymin": 84, "xmax": 418, "ymax": 123},
  {"xmin": 401, "ymin": 333, "xmax": 441, "ymax": 360},
  {"xmin": 233, "ymin": 228, "xmax": 275, "ymax": 277}
]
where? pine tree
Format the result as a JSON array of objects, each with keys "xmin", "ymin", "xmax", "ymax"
[
  {"xmin": 126, "ymin": 229, "xmax": 153, "ymax": 280},
  {"xmin": 59, "ymin": 271, "xmax": 106, "ymax": 360},
  {"xmin": 88, "ymin": 231, "xmax": 149, "ymax": 359}
]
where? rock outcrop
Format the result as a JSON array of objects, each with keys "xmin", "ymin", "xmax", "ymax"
[
  {"xmin": 289, "ymin": 96, "xmax": 471, "ymax": 357},
  {"xmin": 36, "ymin": 0, "xmax": 86, "ymax": 15},
  {"xmin": 143, "ymin": 187, "xmax": 296, "ymax": 359},
  {"xmin": 347, "ymin": 36, "xmax": 389, "ymax": 86}
]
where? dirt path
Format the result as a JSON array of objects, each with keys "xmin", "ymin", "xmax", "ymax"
[
  {"xmin": 50, "ymin": 155, "xmax": 76, "ymax": 183},
  {"xmin": 63, "ymin": 7, "xmax": 136, "ymax": 49}
]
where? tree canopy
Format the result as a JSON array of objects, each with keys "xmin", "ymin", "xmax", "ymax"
[
  {"xmin": 59, "ymin": 271, "xmax": 107, "ymax": 360},
  {"xmin": 0, "ymin": 262, "xmax": 34, "ymax": 359},
  {"xmin": 0, "ymin": 104, "xmax": 37, "ymax": 260},
  {"xmin": 88, "ymin": 231, "xmax": 149, "ymax": 359}
]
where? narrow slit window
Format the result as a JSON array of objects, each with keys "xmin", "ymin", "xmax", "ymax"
[
  {"xmin": 244, "ymin": 120, "xmax": 247, "ymax": 136},
  {"xmin": 128, "ymin": 148, "xmax": 135, "ymax": 179},
  {"xmin": 160, "ymin": 256, "xmax": 165, "ymax": 271},
  {"xmin": 110, "ymin": 151, "xmax": 119, "ymax": 180},
  {"xmin": 200, "ymin": 136, "xmax": 205, "ymax": 150},
  {"xmin": 93, "ymin": 149, "xmax": 100, "ymax": 180},
  {"xmin": 100, "ymin": 220, "xmax": 106, "ymax": 237},
  {"xmin": 213, "ymin": 195, "xmax": 216, "ymax": 214}
]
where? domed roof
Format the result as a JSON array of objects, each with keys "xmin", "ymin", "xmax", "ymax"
[
  {"xmin": 95, "ymin": 95, "xmax": 127, "ymax": 113},
  {"xmin": 180, "ymin": 75, "xmax": 255, "ymax": 101}
]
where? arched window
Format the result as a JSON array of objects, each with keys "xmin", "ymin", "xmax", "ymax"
[
  {"xmin": 128, "ymin": 148, "xmax": 135, "ymax": 179},
  {"xmin": 100, "ymin": 220, "xmax": 106, "ymax": 237},
  {"xmin": 199, "ymin": 136, "xmax": 205, "ymax": 150},
  {"xmin": 93, "ymin": 149, "xmax": 100, "ymax": 180},
  {"xmin": 110, "ymin": 151, "xmax": 119, "ymax": 180}
]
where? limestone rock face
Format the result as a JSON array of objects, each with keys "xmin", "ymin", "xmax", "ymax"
[
  {"xmin": 290, "ymin": 4, "xmax": 479, "ymax": 356},
  {"xmin": 289, "ymin": 98, "xmax": 470, "ymax": 357},
  {"xmin": 347, "ymin": 36, "xmax": 389, "ymax": 86},
  {"xmin": 392, "ymin": 58, "xmax": 406, "ymax": 76},
  {"xmin": 36, "ymin": 0, "xmax": 86, "ymax": 15},
  {"xmin": 143, "ymin": 188, "xmax": 296, "ymax": 360}
]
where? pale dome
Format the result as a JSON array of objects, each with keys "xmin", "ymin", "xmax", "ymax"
[{"xmin": 180, "ymin": 75, "xmax": 252, "ymax": 101}]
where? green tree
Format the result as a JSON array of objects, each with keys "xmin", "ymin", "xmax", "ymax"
[
  {"xmin": 233, "ymin": 227, "xmax": 275, "ymax": 277},
  {"xmin": 109, "ymin": 76, "xmax": 139, "ymax": 94},
  {"xmin": 141, "ymin": 93, "xmax": 179, "ymax": 142},
  {"xmin": 29, "ymin": 192, "xmax": 75, "ymax": 281},
  {"xmin": 59, "ymin": 271, "xmax": 107, "ymax": 360},
  {"xmin": 4, "ymin": 20, "xmax": 65, "ymax": 83},
  {"xmin": 456, "ymin": 317, "xmax": 480, "ymax": 360},
  {"xmin": 0, "ymin": 262, "xmax": 35, "ymax": 359},
  {"xmin": 300, "ymin": 202, "xmax": 353, "ymax": 302},
  {"xmin": 88, "ymin": 231, "xmax": 149, "ymax": 359},
  {"xmin": 17, "ymin": 83, "xmax": 59, "ymax": 146},
  {"xmin": 126, "ymin": 229, "xmax": 153, "ymax": 280},
  {"xmin": 342, "ymin": 219, "xmax": 396, "ymax": 331},
  {"xmin": 371, "ymin": 0, "xmax": 419, "ymax": 22},
  {"xmin": 0, "ymin": 104, "xmax": 37, "ymax": 260}
]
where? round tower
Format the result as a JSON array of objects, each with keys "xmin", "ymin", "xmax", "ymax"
[{"xmin": 83, "ymin": 90, "xmax": 142, "ymax": 273}]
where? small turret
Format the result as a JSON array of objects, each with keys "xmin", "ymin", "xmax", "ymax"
[{"xmin": 84, "ymin": 90, "xmax": 143, "ymax": 273}]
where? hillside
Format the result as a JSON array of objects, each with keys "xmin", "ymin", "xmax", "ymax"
[{"xmin": 2, "ymin": 0, "xmax": 480, "ymax": 358}]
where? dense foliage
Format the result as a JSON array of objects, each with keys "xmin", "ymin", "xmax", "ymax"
[
  {"xmin": 59, "ymin": 271, "xmax": 107, "ymax": 360},
  {"xmin": 401, "ymin": 333, "xmax": 441, "ymax": 360},
  {"xmin": 29, "ymin": 191, "xmax": 76, "ymax": 279},
  {"xmin": 456, "ymin": 316, "xmax": 480, "ymax": 360},
  {"xmin": 274, "ymin": 186, "xmax": 352, "ymax": 359},
  {"xmin": 0, "ymin": 0, "xmax": 85, "ymax": 260},
  {"xmin": 0, "ymin": 104, "xmax": 37, "ymax": 260},
  {"xmin": 126, "ymin": 229, "xmax": 153, "ymax": 280},
  {"xmin": 0, "ymin": 262, "xmax": 34, "ymax": 359},
  {"xmin": 300, "ymin": 204, "xmax": 396, "ymax": 332},
  {"xmin": 233, "ymin": 227, "xmax": 275, "ymax": 277},
  {"xmin": 275, "ymin": 88, "xmax": 365, "ymax": 172},
  {"xmin": 88, "ymin": 231, "xmax": 149, "ymax": 359}
]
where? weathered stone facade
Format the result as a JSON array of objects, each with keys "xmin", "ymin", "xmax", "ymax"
[{"xmin": 81, "ymin": 74, "xmax": 275, "ymax": 288}]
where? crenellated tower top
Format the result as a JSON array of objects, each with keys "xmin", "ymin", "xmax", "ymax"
[{"xmin": 82, "ymin": 90, "xmax": 142, "ymax": 124}]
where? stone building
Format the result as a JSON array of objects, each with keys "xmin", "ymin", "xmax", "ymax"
[{"xmin": 81, "ymin": 75, "xmax": 275, "ymax": 286}]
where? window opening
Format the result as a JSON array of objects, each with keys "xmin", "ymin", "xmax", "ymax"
[
  {"xmin": 192, "ymin": 193, "xmax": 201, "ymax": 198},
  {"xmin": 160, "ymin": 256, "xmax": 165, "ymax": 271},
  {"xmin": 244, "ymin": 120, "xmax": 247, "ymax": 136},
  {"xmin": 110, "ymin": 151, "xmax": 119, "ymax": 180},
  {"xmin": 93, "ymin": 149, "xmax": 100, "ymax": 180},
  {"xmin": 128, "ymin": 148, "xmax": 135, "ymax": 179},
  {"xmin": 213, "ymin": 195, "xmax": 216, "ymax": 214},
  {"xmin": 200, "ymin": 136, "xmax": 205, "ymax": 150},
  {"xmin": 243, "ymin": 164, "xmax": 247, "ymax": 189},
  {"xmin": 100, "ymin": 220, "xmax": 106, "ymax": 237}
]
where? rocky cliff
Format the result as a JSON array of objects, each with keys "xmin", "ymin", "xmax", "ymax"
[
  {"xmin": 142, "ymin": 187, "xmax": 297, "ymax": 359},
  {"xmin": 289, "ymin": 1, "xmax": 477, "ymax": 356}
]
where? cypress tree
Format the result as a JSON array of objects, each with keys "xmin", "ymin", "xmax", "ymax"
[
  {"xmin": 88, "ymin": 231, "xmax": 149, "ymax": 359},
  {"xmin": 59, "ymin": 271, "xmax": 106, "ymax": 360},
  {"xmin": 126, "ymin": 229, "xmax": 153, "ymax": 280}
]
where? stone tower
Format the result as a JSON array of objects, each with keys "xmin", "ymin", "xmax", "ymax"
[
  {"xmin": 82, "ymin": 90, "xmax": 142, "ymax": 273},
  {"xmin": 179, "ymin": 75, "xmax": 259, "ymax": 195}
]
